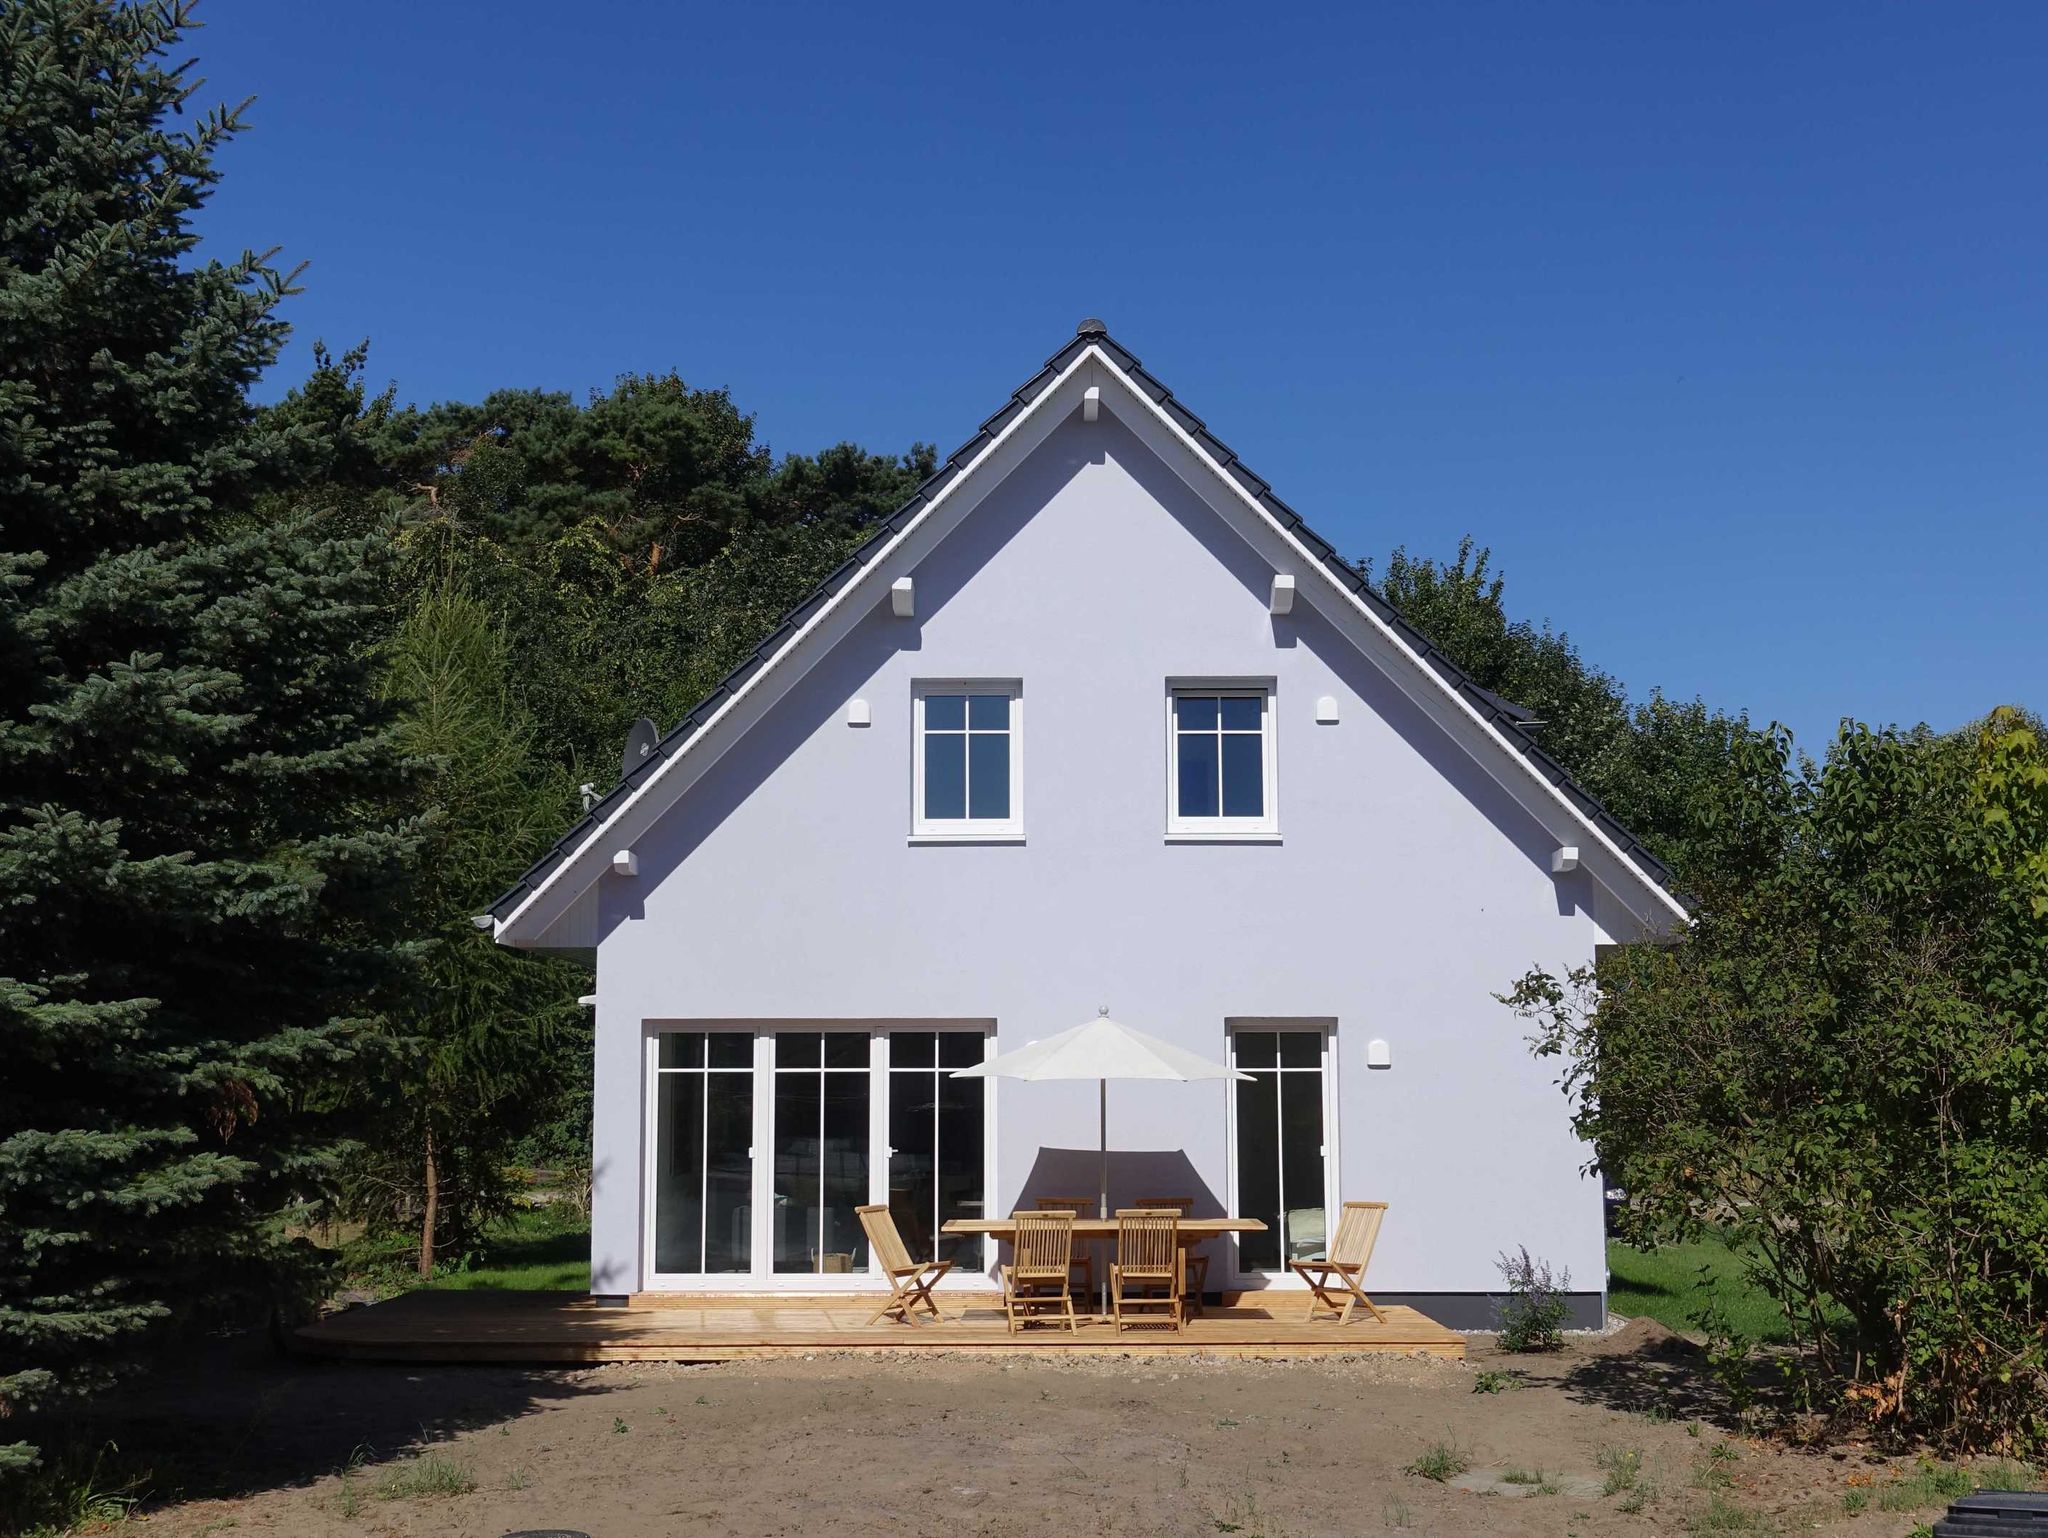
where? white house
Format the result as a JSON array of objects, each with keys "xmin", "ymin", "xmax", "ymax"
[{"xmin": 485, "ymin": 321, "xmax": 1685, "ymax": 1326}]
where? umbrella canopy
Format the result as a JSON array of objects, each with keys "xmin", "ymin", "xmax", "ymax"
[
  {"xmin": 952, "ymin": 1009, "xmax": 1248, "ymax": 1219},
  {"xmin": 951, "ymin": 1011, "xmax": 1249, "ymax": 1084}
]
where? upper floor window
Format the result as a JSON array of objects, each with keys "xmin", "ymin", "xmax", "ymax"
[
  {"xmin": 913, "ymin": 682, "xmax": 1022, "ymax": 839},
  {"xmin": 1168, "ymin": 685, "xmax": 1276, "ymax": 838}
]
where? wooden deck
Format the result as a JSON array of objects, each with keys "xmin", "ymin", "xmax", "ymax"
[{"xmin": 293, "ymin": 1290, "xmax": 1465, "ymax": 1363}]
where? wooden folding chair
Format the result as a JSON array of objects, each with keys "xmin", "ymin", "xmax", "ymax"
[
  {"xmin": 1111, "ymin": 1208, "xmax": 1183, "ymax": 1333},
  {"xmin": 1003, "ymin": 1209, "xmax": 1080, "ymax": 1333},
  {"xmin": 1288, "ymin": 1200, "xmax": 1388, "ymax": 1324},
  {"xmin": 856, "ymin": 1203, "xmax": 952, "ymax": 1325},
  {"xmin": 1135, "ymin": 1194, "xmax": 1207, "ymax": 1316},
  {"xmin": 1035, "ymin": 1195, "xmax": 1095, "ymax": 1298}
]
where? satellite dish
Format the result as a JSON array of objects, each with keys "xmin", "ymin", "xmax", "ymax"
[{"xmin": 621, "ymin": 717, "xmax": 659, "ymax": 779}]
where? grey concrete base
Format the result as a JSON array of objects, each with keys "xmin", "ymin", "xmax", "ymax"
[{"xmin": 590, "ymin": 1294, "xmax": 631, "ymax": 1310}]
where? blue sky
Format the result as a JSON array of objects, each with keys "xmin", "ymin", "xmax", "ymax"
[{"xmin": 192, "ymin": 2, "xmax": 2045, "ymax": 754}]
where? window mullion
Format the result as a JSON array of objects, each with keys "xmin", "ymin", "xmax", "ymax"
[{"xmin": 698, "ymin": 1068, "xmax": 710, "ymax": 1274}]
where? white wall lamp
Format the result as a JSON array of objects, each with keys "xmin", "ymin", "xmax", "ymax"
[
  {"xmin": 890, "ymin": 577, "xmax": 915, "ymax": 618},
  {"xmin": 1366, "ymin": 1038, "xmax": 1392, "ymax": 1069},
  {"xmin": 611, "ymin": 849, "xmax": 639, "ymax": 877},
  {"xmin": 846, "ymin": 698, "xmax": 871, "ymax": 727},
  {"xmin": 1551, "ymin": 846, "xmax": 1581, "ymax": 874},
  {"xmin": 1268, "ymin": 573, "xmax": 1296, "ymax": 615},
  {"xmin": 1314, "ymin": 694, "xmax": 1339, "ymax": 724}
]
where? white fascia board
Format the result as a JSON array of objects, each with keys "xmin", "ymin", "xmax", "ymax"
[
  {"xmin": 1089, "ymin": 349, "xmax": 1689, "ymax": 932},
  {"xmin": 492, "ymin": 350, "xmax": 1100, "ymax": 947}
]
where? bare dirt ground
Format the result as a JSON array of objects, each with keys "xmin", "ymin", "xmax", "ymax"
[{"xmin": 95, "ymin": 1321, "xmax": 1974, "ymax": 1538}]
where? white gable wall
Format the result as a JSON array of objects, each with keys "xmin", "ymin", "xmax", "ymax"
[{"xmin": 586, "ymin": 407, "xmax": 1641, "ymax": 1304}]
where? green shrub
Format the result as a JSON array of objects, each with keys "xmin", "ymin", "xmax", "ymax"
[
  {"xmin": 1505, "ymin": 712, "xmax": 2048, "ymax": 1450},
  {"xmin": 1495, "ymin": 1247, "xmax": 1571, "ymax": 1352}
]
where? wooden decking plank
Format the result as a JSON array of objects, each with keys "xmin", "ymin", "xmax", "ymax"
[{"xmin": 293, "ymin": 1292, "xmax": 1465, "ymax": 1363}]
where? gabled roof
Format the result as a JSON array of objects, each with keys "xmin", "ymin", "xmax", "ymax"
[{"xmin": 487, "ymin": 321, "xmax": 1683, "ymax": 940}]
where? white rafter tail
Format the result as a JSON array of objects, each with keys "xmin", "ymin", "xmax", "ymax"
[
  {"xmin": 1551, "ymin": 846, "xmax": 1581, "ymax": 874},
  {"xmin": 1269, "ymin": 573, "xmax": 1296, "ymax": 615},
  {"xmin": 1082, "ymin": 385, "xmax": 1102, "ymax": 422},
  {"xmin": 612, "ymin": 849, "xmax": 639, "ymax": 877},
  {"xmin": 890, "ymin": 577, "xmax": 915, "ymax": 617}
]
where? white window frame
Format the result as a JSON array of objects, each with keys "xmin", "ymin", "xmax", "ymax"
[
  {"xmin": 1222, "ymin": 1019, "xmax": 1339, "ymax": 1290},
  {"xmin": 640, "ymin": 1021, "xmax": 999, "ymax": 1293},
  {"xmin": 1165, "ymin": 680, "xmax": 1279, "ymax": 840},
  {"xmin": 911, "ymin": 680, "xmax": 1024, "ymax": 842}
]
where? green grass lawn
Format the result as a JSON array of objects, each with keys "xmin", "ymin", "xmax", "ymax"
[
  {"xmin": 342, "ymin": 1205, "xmax": 592, "ymax": 1295},
  {"xmin": 425, "ymin": 1206, "xmax": 591, "ymax": 1291},
  {"xmin": 1607, "ymin": 1232, "xmax": 1794, "ymax": 1342}
]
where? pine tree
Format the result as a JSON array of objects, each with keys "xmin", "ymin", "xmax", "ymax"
[
  {"xmin": 0, "ymin": 0, "xmax": 421, "ymax": 1473},
  {"xmin": 350, "ymin": 547, "xmax": 585, "ymax": 1277}
]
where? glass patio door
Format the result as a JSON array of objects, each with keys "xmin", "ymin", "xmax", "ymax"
[
  {"xmin": 885, "ymin": 1031, "xmax": 987, "ymax": 1272},
  {"xmin": 651, "ymin": 1031, "xmax": 756, "ymax": 1275},
  {"xmin": 770, "ymin": 1031, "xmax": 871, "ymax": 1275},
  {"xmin": 648, "ymin": 1025, "xmax": 989, "ymax": 1288},
  {"xmin": 1230, "ymin": 1028, "xmax": 1330, "ymax": 1274}
]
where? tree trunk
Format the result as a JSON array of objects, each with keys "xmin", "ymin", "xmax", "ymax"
[{"xmin": 418, "ymin": 1124, "xmax": 438, "ymax": 1279}]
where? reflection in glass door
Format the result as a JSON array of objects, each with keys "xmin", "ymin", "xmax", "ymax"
[
  {"xmin": 1231, "ymin": 1029, "xmax": 1328, "ymax": 1272},
  {"xmin": 772, "ymin": 1032, "xmax": 871, "ymax": 1274},
  {"xmin": 652, "ymin": 1032, "xmax": 755, "ymax": 1274},
  {"xmin": 887, "ymin": 1031, "xmax": 986, "ymax": 1272}
]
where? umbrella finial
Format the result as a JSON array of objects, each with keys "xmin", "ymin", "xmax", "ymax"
[{"xmin": 1099, "ymin": 1004, "xmax": 1109, "ymax": 1016}]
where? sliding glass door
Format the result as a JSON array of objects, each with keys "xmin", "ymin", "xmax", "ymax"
[
  {"xmin": 651, "ymin": 1031, "xmax": 755, "ymax": 1275},
  {"xmin": 647, "ymin": 1025, "xmax": 989, "ymax": 1289},
  {"xmin": 1229, "ymin": 1027, "xmax": 1331, "ymax": 1275},
  {"xmin": 886, "ymin": 1030, "xmax": 986, "ymax": 1272},
  {"xmin": 771, "ymin": 1032, "xmax": 871, "ymax": 1275}
]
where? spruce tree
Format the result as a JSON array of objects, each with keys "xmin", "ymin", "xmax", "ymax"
[{"xmin": 0, "ymin": 0, "xmax": 420, "ymax": 1472}]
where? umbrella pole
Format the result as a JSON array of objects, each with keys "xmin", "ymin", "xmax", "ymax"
[{"xmin": 1099, "ymin": 1078, "xmax": 1109, "ymax": 1317}]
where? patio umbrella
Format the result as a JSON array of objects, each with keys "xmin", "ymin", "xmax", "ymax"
[{"xmin": 950, "ymin": 1007, "xmax": 1250, "ymax": 1220}]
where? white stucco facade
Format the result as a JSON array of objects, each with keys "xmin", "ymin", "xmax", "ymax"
[{"xmin": 500, "ymin": 340, "xmax": 1678, "ymax": 1325}]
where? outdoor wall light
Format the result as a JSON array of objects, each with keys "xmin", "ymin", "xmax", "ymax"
[{"xmin": 1366, "ymin": 1038, "xmax": 1392, "ymax": 1069}]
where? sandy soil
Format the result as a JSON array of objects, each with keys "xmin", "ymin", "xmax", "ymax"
[{"xmin": 97, "ymin": 1322, "xmax": 1962, "ymax": 1538}]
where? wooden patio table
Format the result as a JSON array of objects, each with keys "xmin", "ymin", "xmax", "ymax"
[
  {"xmin": 941, "ymin": 1216, "xmax": 1267, "ymax": 1323},
  {"xmin": 941, "ymin": 1217, "xmax": 1265, "ymax": 1240}
]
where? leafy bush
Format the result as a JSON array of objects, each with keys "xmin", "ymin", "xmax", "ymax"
[
  {"xmin": 1495, "ymin": 1247, "xmax": 1572, "ymax": 1352},
  {"xmin": 1505, "ymin": 711, "xmax": 2048, "ymax": 1450}
]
